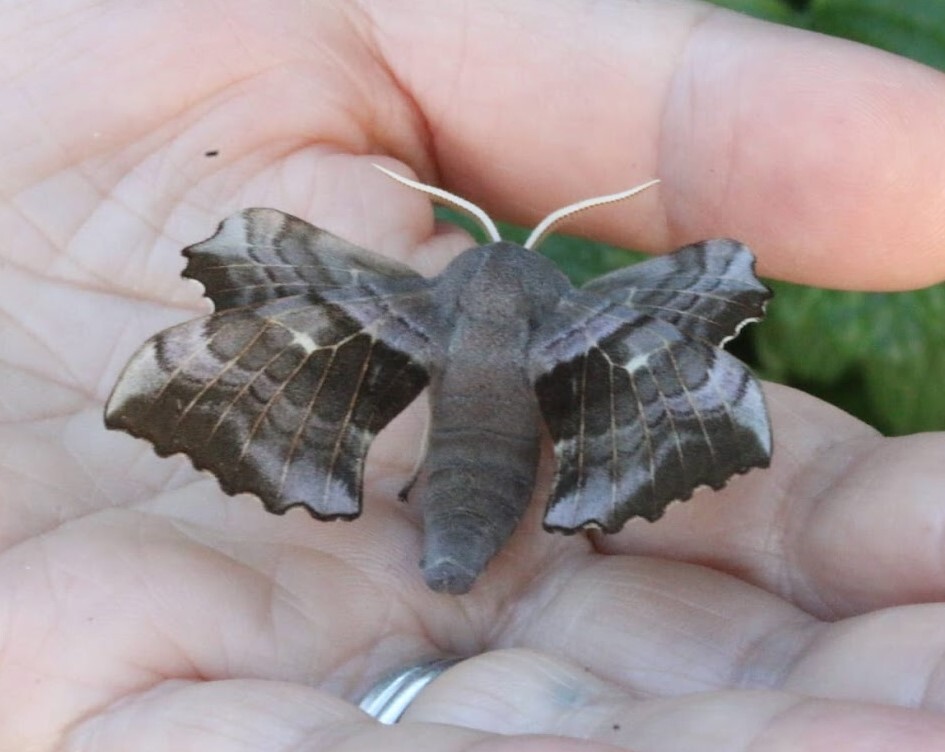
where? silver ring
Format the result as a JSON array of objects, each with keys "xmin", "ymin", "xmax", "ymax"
[{"xmin": 358, "ymin": 656, "xmax": 462, "ymax": 724}]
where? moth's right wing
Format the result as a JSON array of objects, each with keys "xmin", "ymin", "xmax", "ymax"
[
  {"xmin": 582, "ymin": 239, "xmax": 770, "ymax": 345},
  {"xmin": 105, "ymin": 209, "xmax": 441, "ymax": 520}
]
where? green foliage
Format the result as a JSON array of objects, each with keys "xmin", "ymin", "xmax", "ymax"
[
  {"xmin": 810, "ymin": 0, "xmax": 945, "ymax": 70},
  {"xmin": 756, "ymin": 283, "xmax": 945, "ymax": 434},
  {"xmin": 716, "ymin": 0, "xmax": 945, "ymax": 70},
  {"xmin": 704, "ymin": 0, "xmax": 801, "ymax": 24}
]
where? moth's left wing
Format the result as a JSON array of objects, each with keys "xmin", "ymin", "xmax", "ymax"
[
  {"xmin": 105, "ymin": 209, "xmax": 440, "ymax": 520},
  {"xmin": 529, "ymin": 244, "xmax": 771, "ymax": 533}
]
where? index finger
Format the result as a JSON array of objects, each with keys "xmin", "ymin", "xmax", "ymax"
[{"xmin": 368, "ymin": 1, "xmax": 945, "ymax": 290}]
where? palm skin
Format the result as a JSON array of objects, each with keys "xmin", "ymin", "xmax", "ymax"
[{"xmin": 3, "ymin": 2, "xmax": 945, "ymax": 750}]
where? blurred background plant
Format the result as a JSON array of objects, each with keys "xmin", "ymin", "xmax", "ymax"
[{"xmin": 441, "ymin": 0, "xmax": 944, "ymax": 435}]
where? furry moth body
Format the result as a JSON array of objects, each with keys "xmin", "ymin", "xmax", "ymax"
[{"xmin": 105, "ymin": 167, "xmax": 772, "ymax": 594}]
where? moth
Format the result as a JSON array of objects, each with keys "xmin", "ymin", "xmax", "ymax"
[{"xmin": 105, "ymin": 165, "xmax": 772, "ymax": 594}]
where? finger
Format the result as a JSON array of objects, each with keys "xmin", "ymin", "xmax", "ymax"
[
  {"xmin": 62, "ymin": 678, "xmax": 617, "ymax": 752},
  {"xmin": 408, "ymin": 649, "xmax": 945, "ymax": 751},
  {"xmin": 368, "ymin": 1, "xmax": 945, "ymax": 289},
  {"xmin": 595, "ymin": 384, "xmax": 945, "ymax": 618},
  {"xmin": 64, "ymin": 680, "xmax": 367, "ymax": 752},
  {"xmin": 499, "ymin": 555, "xmax": 815, "ymax": 696},
  {"xmin": 482, "ymin": 563, "xmax": 945, "ymax": 709},
  {"xmin": 10, "ymin": 3, "xmax": 945, "ymax": 289},
  {"xmin": 783, "ymin": 603, "xmax": 945, "ymax": 706},
  {"xmin": 490, "ymin": 547, "xmax": 945, "ymax": 712}
]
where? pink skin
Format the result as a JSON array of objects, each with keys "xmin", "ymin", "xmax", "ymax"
[{"xmin": 3, "ymin": 2, "xmax": 945, "ymax": 750}]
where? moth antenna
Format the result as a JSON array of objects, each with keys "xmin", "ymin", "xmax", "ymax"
[
  {"xmin": 372, "ymin": 163, "xmax": 502, "ymax": 243},
  {"xmin": 523, "ymin": 178, "xmax": 660, "ymax": 250}
]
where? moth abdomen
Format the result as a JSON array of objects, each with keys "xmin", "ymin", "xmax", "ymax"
[{"xmin": 415, "ymin": 423, "xmax": 541, "ymax": 594}]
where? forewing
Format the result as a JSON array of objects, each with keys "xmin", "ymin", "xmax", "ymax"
[
  {"xmin": 581, "ymin": 240, "xmax": 770, "ymax": 345},
  {"xmin": 530, "ymin": 294, "xmax": 771, "ymax": 533},
  {"xmin": 106, "ymin": 211, "xmax": 439, "ymax": 519},
  {"xmin": 182, "ymin": 208, "xmax": 426, "ymax": 309}
]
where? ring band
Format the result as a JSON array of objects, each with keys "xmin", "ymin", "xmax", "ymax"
[{"xmin": 358, "ymin": 656, "xmax": 462, "ymax": 724}]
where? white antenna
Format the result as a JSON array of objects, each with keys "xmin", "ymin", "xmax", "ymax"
[
  {"xmin": 523, "ymin": 179, "xmax": 660, "ymax": 250},
  {"xmin": 372, "ymin": 164, "xmax": 501, "ymax": 243}
]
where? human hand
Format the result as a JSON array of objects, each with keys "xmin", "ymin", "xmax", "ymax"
[{"xmin": 3, "ymin": 2, "xmax": 945, "ymax": 750}]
